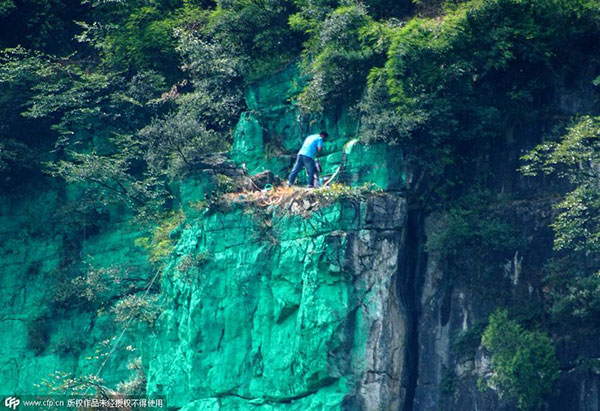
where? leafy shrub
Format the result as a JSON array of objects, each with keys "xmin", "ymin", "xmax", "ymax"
[
  {"xmin": 542, "ymin": 256, "xmax": 600, "ymax": 330},
  {"xmin": 215, "ymin": 174, "xmax": 236, "ymax": 193},
  {"xmin": 480, "ymin": 309, "xmax": 559, "ymax": 411},
  {"xmin": 521, "ymin": 116, "xmax": 600, "ymax": 253},
  {"xmin": 364, "ymin": 0, "xmax": 600, "ymax": 191},
  {"xmin": 521, "ymin": 116, "xmax": 600, "ymax": 330},
  {"xmin": 4, "ymin": 49, "xmax": 172, "ymax": 217},
  {"xmin": 550, "ymin": 271, "xmax": 600, "ymax": 326},
  {"xmin": 100, "ymin": 5, "xmax": 182, "ymax": 80},
  {"xmin": 293, "ymin": 1, "xmax": 386, "ymax": 112},
  {"xmin": 207, "ymin": 0, "xmax": 302, "ymax": 80},
  {"xmin": 385, "ymin": 0, "xmax": 600, "ymax": 144},
  {"xmin": 135, "ymin": 210, "xmax": 184, "ymax": 262},
  {"xmin": 112, "ymin": 294, "xmax": 161, "ymax": 327},
  {"xmin": 175, "ymin": 28, "xmax": 244, "ymax": 129},
  {"xmin": 356, "ymin": 67, "xmax": 416, "ymax": 145},
  {"xmin": 441, "ymin": 369, "xmax": 458, "ymax": 395},
  {"xmin": 139, "ymin": 110, "xmax": 227, "ymax": 178},
  {"xmin": 452, "ymin": 321, "xmax": 487, "ymax": 360}
]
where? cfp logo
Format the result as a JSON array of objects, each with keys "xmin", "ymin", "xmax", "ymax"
[{"xmin": 3, "ymin": 397, "xmax": 19, "ymax": 410}]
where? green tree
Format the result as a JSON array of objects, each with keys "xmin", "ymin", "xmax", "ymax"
[
  {"xmin": 481, "ymin": 309, "xmax": 559, "ymax": 410},
  {"xmin": 208, "ymin": 0, "xmax": 302, "ymax": 80},
  {"xmin": 75, "ymin": 0, "xmax": 192, "ymax": 81},
  {"xmin": 522, "ymin": 116, "xmax": 600, "ymax": 252},
  {"xmin": 138, "ymin": 110, "xmax": 226, "ymax": 178},
  {"xmin": 359, "ymin": 0, "xmax": 600, "ymax": 199},
  {"xmin": 291, "ymin": 0, "xmax": 388, "ymax": 112},
  {"xmin": 521, "ymin": 116, "xmax": 600, "ymax": 329}
]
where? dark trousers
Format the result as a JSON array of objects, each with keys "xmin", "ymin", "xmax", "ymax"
[{"xmin": 288, "ymin": 154, "xmax": 317, "ymax": 187}]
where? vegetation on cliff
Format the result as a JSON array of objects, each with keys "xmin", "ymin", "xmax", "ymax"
[{"xmin": 2, "ymin": 0, "xmax": 600, "ymax": 409}]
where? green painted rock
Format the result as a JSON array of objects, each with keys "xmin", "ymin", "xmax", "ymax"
[{"xmin": 146, "ymin": 194, "xmax": 408, "ymax": 409}]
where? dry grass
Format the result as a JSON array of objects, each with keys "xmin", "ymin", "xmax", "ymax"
[
  {"xmin": 222, "ymin": 182, "xmax": 383, "ymax": 216},
  {"xmin": 224, "ymin": 185, "xmax": 316, "ymax": 211}
]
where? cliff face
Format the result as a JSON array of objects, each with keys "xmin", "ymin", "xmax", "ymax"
[
  {"xmin": 0, "ymin": 181, "xmax": 154, "ymax": 394},
  {"xmin": 146, "ymin": 195, "xmax": 408, "ymax": 410},
  {"xmin": 0, "ymin": 185, "xmax": 66, "ymax": 392},
  {"xmin": 1, "ymin": 64, "xmax": 599, "ymax": 411}
]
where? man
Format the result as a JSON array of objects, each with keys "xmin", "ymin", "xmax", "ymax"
[{"xmin": 288, "ymin": 131, "xmax": 328, "ymax": 188}]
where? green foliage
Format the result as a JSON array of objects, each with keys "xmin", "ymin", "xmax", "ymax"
[
  {"xmin": 522, "ymin": 117, "xmax": 600, "ymax": 329},
  {"xmin": 0, "ymin": 139, "xmax": 30, "ymax": 172},
  {"xmin": 51, "ymin": 263, "xmax": 156, "ymax": 321},
  {"xmin": 175, "ymin": 27, "xmax": 245, "ymax": 127},
  {"xmin": 208, "ymin": 0, "xmax": 302, "ymax": 79},
  {"xmin": 356, "ymin": 67, "xmax": 417, "ymax": 145},
  {"xmin": 101, "ymin": 6, "xmax": 181, "ymax": 79},
  {"xmin": 441, "ymin": 369, "xmax": 458, "ymax": 395},
  {"xmin": 0, "ymin": 0, "xmax": 17, "ymax": 16},
  {"xmin": 0, "ymin": 0, "xmax": 89, "ymax": 53},
  {"xmin": 76, "ymin": 0, "xmax": 197, "ymax": 80},
  {"xmin": 9, "ymin": 52, "xmax": 164, "ymax": 146},
  {"xmin": 293, "ymin": 1, "xmax": 387, "ymax": 112},
  {"xmin": 551, "ymin": 271, "xmax": 600, "ymax": 326},
  {"xmin": 452, "ymin": 321, "xmax": 487, "ymax": 359},
  {"xmin": 358, "ymin": 0, "xmax": 600, "ymax": 193},
  {"xmin": 522, "ymin": 116, "xmax": 600, "ymax": 252},
  {"xmin": 135, "ymin": 210, "xmax": 185, "ymax": 262},
  {"xmin": 0, "ymin": 48, "xmax": 174, "ymax": 216},
  {"xmin": 215, "ymin": 173, "xmax": 236, "ymax": 193},
  {"xmin": 49, "ymin": 152, "xmax": 166, "ymax": 210},
  {"xmin": 129, "ymin": 25, "xmax": 246, "ymax": 180},
  {"xmin": 0, "ymin": 48, "xmax": 62, "ymax": 175},
  {"xmin": 139, "ymin": 110, "xmax": 228, "ymax": 178},
  {"xmin": 542, "ymin": 256, "xmax": 600, "ymax": 330},
  {"xmin": 481, "ymin": 309, "xmax": 559, "ymax": 411},
  {"xmin": 385, "ymin": 0, "xmax": 600, "ymax": 141}
]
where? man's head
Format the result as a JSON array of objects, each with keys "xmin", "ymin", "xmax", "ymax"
[{"xmin": 319, "ymin": 131, "xmax": 329, "ymax": 139}]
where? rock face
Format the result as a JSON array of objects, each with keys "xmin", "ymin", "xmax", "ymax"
[
  {"xmin": 413, "ymin": 213, "xmax": 510, "ymax": 411},
  {"xmin": 146, "ymin": 195, "xmax": 408, "ymax": 409},
  {"xmin": 0, "ymin": 180, "xmax": 155, "ymax": 395},
  {"xmin": 0, "ymin": 185, "xmax": 67, "ymax": 394}
]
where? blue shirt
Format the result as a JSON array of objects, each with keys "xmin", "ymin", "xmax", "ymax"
[{"xmin": 298, "ymin": 134, "xmax": 323, "ymax": 159}]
